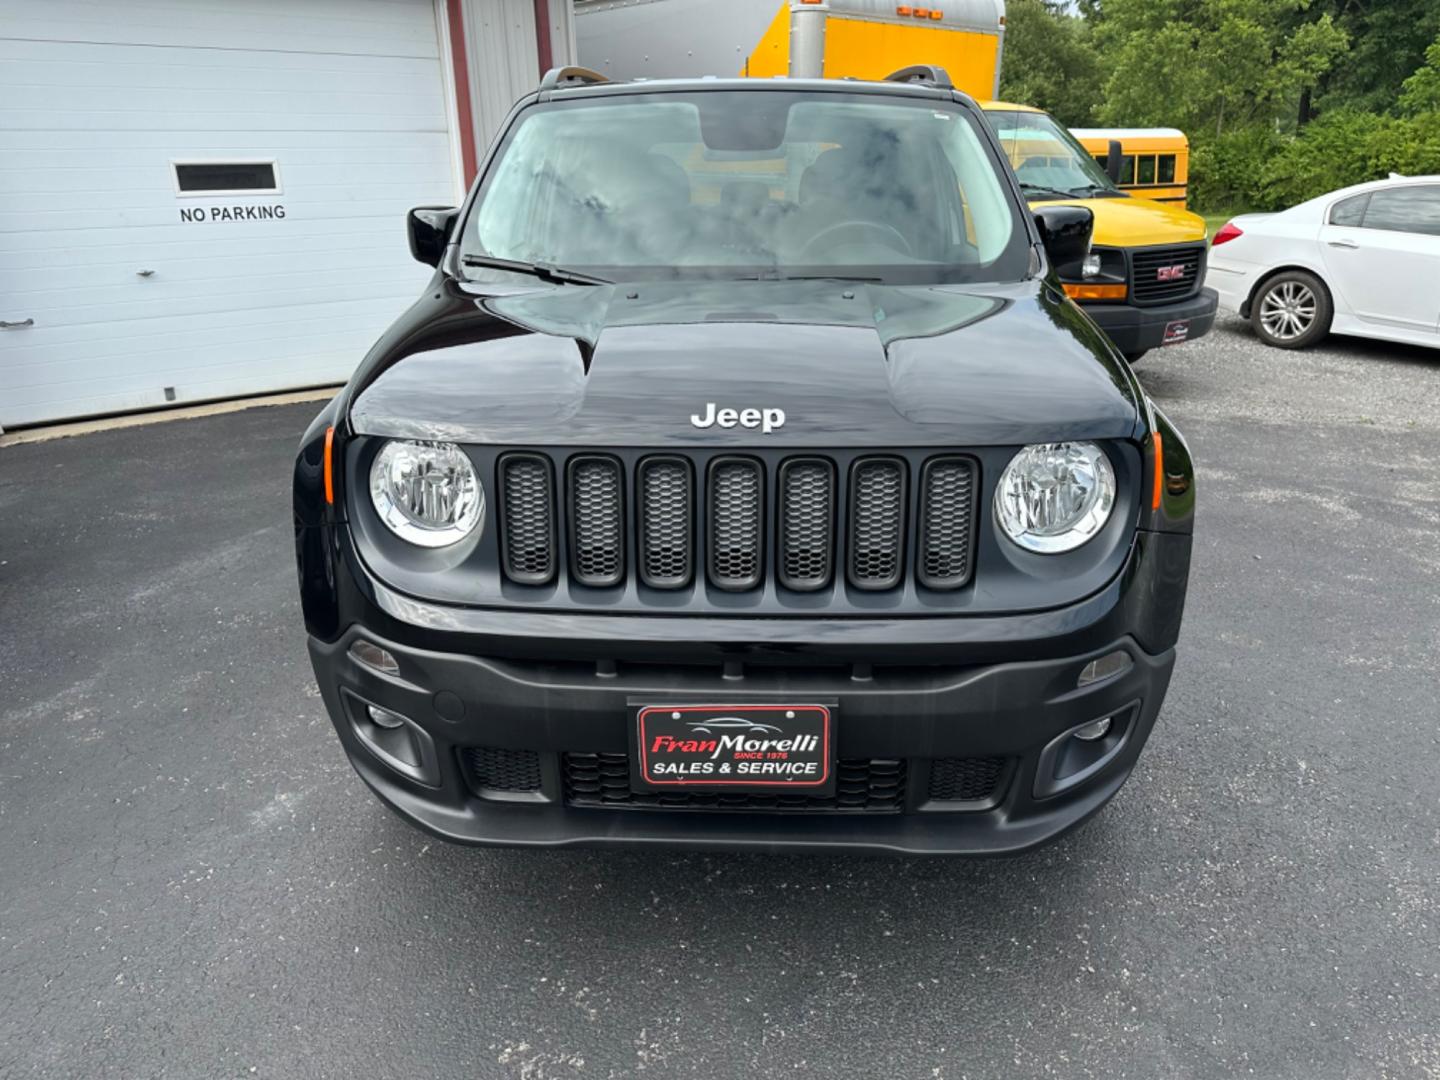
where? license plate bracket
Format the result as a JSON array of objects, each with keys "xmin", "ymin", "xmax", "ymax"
[
  {"xmin": 629, "ymin": 703, "xmax": 835, "ymax": 795},
  {"xmin": 1162, "ymin": 319, "xmax": 1191, "ymax": 345}
]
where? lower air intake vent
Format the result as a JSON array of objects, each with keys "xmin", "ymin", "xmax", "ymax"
[
  {"xmin": 927, "ymin": 756, "xmax": 1007, "ymax": 803},
  {"xmin": 563, "ymin": 753, "xmax": 907, "ymax": 812},
  {"xmin": 463, "ymin": 746, "xmax": 543, "ymax": 793},
  {"xmin": 849, "ymin": 457, "xmax": 906, "ymax": 590},
  {"xmin": 638, "ymin": 457, "xmax": 693, "ymax": 588},
  {"xmin": 569, "ymin": 455, "xmax": 624, "ymax": 587},
  {"xmin": 499, "ymin": 453, "xmax": 556, "ymax": 584},
  {"xmin": 708, "ymin": 458, "xmax": 763, "ymax": 591}
]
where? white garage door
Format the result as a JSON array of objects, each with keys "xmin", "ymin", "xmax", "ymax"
[{"xmin": 0, "ymin": 0, "xmax": 458, "ymax": 428}]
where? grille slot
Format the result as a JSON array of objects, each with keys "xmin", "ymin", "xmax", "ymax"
[
  {"xmin": 778, "ymin": 458, "xmax": 835, "ymax": 591},
  {"xmin": 927, "ymin": 757, "xmax": 1007, "ymax": 803},
  {"xmin": 498, "ymin": 453, "xmax": 556, "ymax": 584},
  {"xmin": 707, "ymin": 457, "xmax": 764, "ymax": 591},
  {"xmin": 638, "ymin": 457, "xmax": 693, "ymax": 588},
  {"xmin": 917, "ymin": 457, "xmax": 976, "ymax": 590},
  {"xmin": 568, "ymin": 455, "xmax": 624, "ymax": 587},
  {"xmin": 1130, "ymin": 244, "xmax": 1203, "ymax": 304},
  {"xmin": 462, "ymin": 746, "xmax": 543, "ymax": 793},
  {"xmin": 563, "ymin": 753, "xmax": 907, "ymax": 813},
  {"xmin": 848, "ymin": 457, "xmax": 906, "ymax": 590}
]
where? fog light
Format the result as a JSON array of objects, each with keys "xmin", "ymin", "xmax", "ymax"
[
  {"xmin": 1077, "ymin": 650, "xmax": 1131, "ymax": 687},
  {"xmin": 367, "ymin": 704, "xmax": 406, "ymax": 730},
  {"xmin": 349, "ymin": 640, "xmax": 399, "ymax": 675},
  {"xmin": 1072, "ymin": 716, "xmax": 1112, "ymax": 742}
]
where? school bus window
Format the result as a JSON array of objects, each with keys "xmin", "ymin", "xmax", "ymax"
[
  {"xmin": 1118, "ymin": 154, "xmax": 1136, "ymax": 185},
  {"xmin": 1158, "ymin": 154, "xmax": 1177, "ymax": 184},
  {"xmin": 1137, "ymin": 155, "xmax": 1156, "ymax": 185}
]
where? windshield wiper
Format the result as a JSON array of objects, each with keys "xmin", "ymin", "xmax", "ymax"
[
  {"xmin": 1017, "ymin": 182, "xmax": 1078, "ymax": 202},
  {"xmin": 1065, "ymin": 184, "xmax": 1123, "ymax": 198},
  {"xmin": 768, "ymin": 273, "xmax": 885, "ymax": 282},
  {"xmin": 460, "ymin": 254, "xmax": 611, "ymax": 286}
]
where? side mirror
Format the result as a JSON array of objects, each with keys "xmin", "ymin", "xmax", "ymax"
[
  {"xmin": 1033, "ymin": 204, "xmax": 1094, "ymax": 274},
  {"xmin": 1105, "ymin": 139, "xmax": 1124, "ymax": 185},
  {"xmin": 407, "ymin": 206, "xmax": 460, "ymax": 267}
]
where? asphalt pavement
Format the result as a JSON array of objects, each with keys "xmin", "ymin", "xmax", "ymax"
[{"xmin": 2, "ymin": 314, "xmax": 1438, "ymax": 1079}]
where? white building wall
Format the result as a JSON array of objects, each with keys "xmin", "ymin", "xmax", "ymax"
[{"xmin": 0, "ymin": 0, "xmax": 456, "ymax": 427}]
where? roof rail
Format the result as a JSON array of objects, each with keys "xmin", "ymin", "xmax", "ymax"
[
  {"xmin": 539, "ymin": 66, "xmax": 609, "ymax": 91},
  {"xmin": 883, "ymin": 65, "xmax": 954, "ymax": 90}
]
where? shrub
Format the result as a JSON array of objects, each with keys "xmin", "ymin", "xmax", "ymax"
[{"xmin": 1191, "ymin": 110, "xmax": 1440, "ymax": 212}]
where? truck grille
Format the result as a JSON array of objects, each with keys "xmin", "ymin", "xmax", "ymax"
[
  {"xmin": 1129, "ymin": 244, "xmax": 1204, "ymax": 304},
  {"xmin": 496, "ymin": 451, "xmax": 978, "ymax": 595},
  {"xmin": 562, "ymin": 752, "xmax": 907, "ymax": 812}
]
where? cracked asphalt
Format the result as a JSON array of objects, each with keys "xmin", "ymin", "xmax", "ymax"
[{"xmin": 2, "ymin": 314, "xmax": 1438, "ymax": 1079}]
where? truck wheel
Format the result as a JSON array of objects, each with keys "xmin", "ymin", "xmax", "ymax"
[{"xmin": 1251, "ymin": 270, "xmax": 1332, "ymax": 349}]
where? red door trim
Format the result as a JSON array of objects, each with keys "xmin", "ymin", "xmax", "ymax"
[
  {"xmin": 533, "ymin": 0, "xmax": 553, "ymax": 77},
  {"xmin": 444, "ymin": 0, "xmax": 478, "ymax": 187}
]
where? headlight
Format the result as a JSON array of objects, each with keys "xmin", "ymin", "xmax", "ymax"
[
  {"xmin": 369, "ymin": 440, "xmax": 484, "ymax": 547},
  {"xmin": 995, "ymin": 442, "xmax": 1115, "ymax": 553},
  {"xmin": 1081, "ymin": 252, "xmax": 1103, "ymax": 279}
]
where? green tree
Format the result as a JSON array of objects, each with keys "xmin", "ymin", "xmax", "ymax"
[
  {"xmin": 1399, "ymin": 38, "xmax": 1440, "ymax": 116},
  {"xmin": 1092, "ymin": 0, "xmax": 1348, "ymax": 136},
  {"xmin": 1308, "ymin": 0, "xmax": 1440, "ymax": 116},
  {"xmin": 996, "ymin": 0, "xmax": 1104, "ymax": 125}
]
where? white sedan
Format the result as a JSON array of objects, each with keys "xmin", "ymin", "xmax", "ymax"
[{"xmin": 1206, "ymin": 175, "xmax": 1440, "ymax": 349}]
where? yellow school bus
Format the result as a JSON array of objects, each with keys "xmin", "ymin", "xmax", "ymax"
[{"xmin": 1071, "ymin": 128, "xmax": 1190, "ymax": 208}]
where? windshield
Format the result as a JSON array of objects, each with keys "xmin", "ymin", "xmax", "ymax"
[
  {"xmin": 462, "ymin": 90, "xmax": 1029, "ymax": 284},
  {"xmin": 984, "ymin": 109, "xmax": 1118, "ymax": 199}
]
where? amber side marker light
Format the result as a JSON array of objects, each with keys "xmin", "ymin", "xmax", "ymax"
[
  {"xmin": 1150, "ymin": 431, "xmax": 1164, "ymax": 511},
  {"xmin": 1063, "ymin": 283, "xmax": 1127, "ymax": 301},
  {"xmin": 323, "ymin": 425, "xmax": 336, "ymax": 504}
]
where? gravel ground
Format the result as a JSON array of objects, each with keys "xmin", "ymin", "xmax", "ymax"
[{"xmin": 1, "ymin": 313, "xmax": 1438, "ymax": 1079}]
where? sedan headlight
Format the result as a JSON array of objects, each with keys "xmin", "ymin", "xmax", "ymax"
[
  {"xmin": 995, "ymin": 442, "xmax": 1115, "ymax": 554},
  {"xmin": 369, "ymin": 440, "xmax": 484, "ymax": 547}
]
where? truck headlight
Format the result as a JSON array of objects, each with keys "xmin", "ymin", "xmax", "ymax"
[
  {"xmin": 369, "ymin": 440, "xmax": 484, "ymax": 547},
  {"xmin": 995, "ymin": 442, "xmax": 1115, "ymax": 553}
]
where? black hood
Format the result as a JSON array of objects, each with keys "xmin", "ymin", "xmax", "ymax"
[{"xmin": 349, "ymin": 278, "xmax": 1140, "ymax": 448}]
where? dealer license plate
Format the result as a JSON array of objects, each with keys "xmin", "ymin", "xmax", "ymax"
[
  {"xmin": 1162, "ymin": 319, "xmax": 1191, "ymax": 345},
  {"xmin": 631, "ymin": 703, "xmax": 834, "ymax": 795}
]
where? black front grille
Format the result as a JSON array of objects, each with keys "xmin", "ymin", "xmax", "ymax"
[
  {"xmin": 638, "ymin": 456, "xmax": 693, "ymax": 588},
  {"xmin": 1130, "ymin": 244, "xmax": 1204, "ymax": 304},
  {"xmin": 563, "ymin": 753, "xmax": 907, "ymax": 813},
  {"xmin": 498, "ymin": 453, "xmax": 556, "ymax": 584},
  {"xmin": 568, "ymin": 455, "xmax": 624, "ymax": 586},
  {"xmin": 849, "ymin": 457, "xmax": 906, "ymax": 589},
  {"xmin": 494, "ymin": 451, "xmax": 978, "ymax": 595},
  {"xmin": 778, "ymin": 458, "xmax": 835, "ymax": 590},
  {"xmin": 708, "ymin": 458, "xmax": 763, "ymax": 590},
  {"xmin": 917, "ymin": 457, "xmax": 976, "ymax": 590},
  {"xmin": 462, "ymin": 746, "xmax": 543, "ymax": 793},
  {"xmin": 927, "ymin": 756, "xmax": 1007, "ymax": 802}
]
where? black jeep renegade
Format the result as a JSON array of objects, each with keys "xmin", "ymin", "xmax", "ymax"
[{"xmin": 293, "ymin": 66, "xmax": 1194, "ymax": 855}]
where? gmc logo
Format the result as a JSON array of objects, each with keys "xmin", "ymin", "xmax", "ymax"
[{"xmin": 1156, "ymin": 264, "xmax": 1187, "ymax": 282}]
